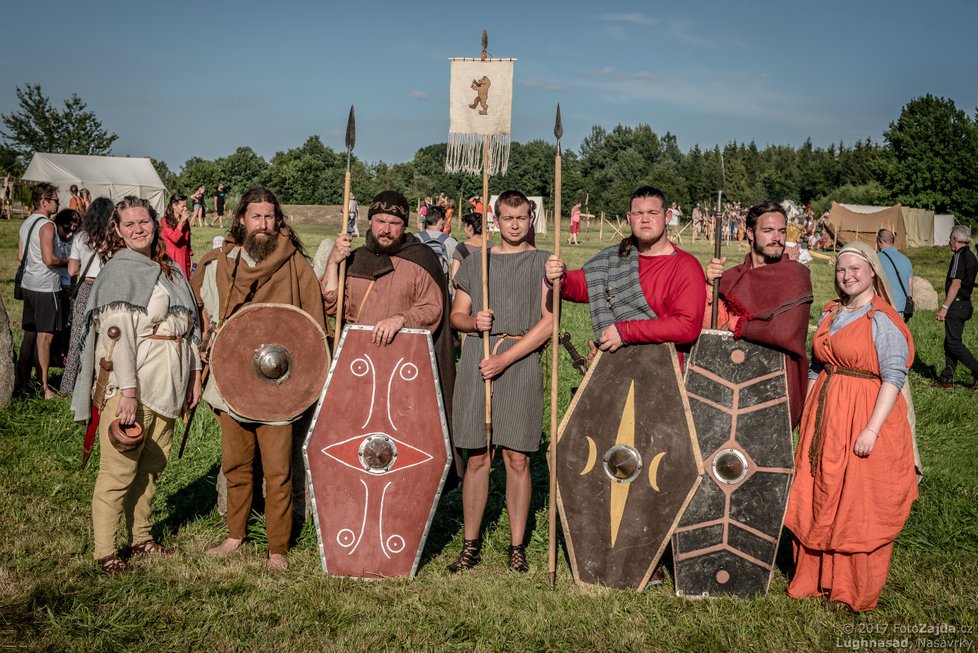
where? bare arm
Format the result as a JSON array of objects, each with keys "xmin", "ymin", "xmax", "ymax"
[
  {"xmin": 853, "ymin": 382, "xmax": 901, "ymax": 457},
  {"xmin": 478, "ymin": 282, "xmax": 554, "ymax": 379},
  {"xmin": 39, "ymin": 223, "xmax": 65, "ymax": 267}
]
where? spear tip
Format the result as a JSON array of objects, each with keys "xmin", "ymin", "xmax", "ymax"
[
  {"xmin": 346, "ymin": 105, "xmax": 356, "ymax": 153},
  {"xmin": 554, "ymin": 103, "xmax": 563, "ymax": 141}
]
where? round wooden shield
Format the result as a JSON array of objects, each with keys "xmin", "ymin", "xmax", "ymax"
[{"xmin": 210, "ymin": 303, "xmax": 329, "ymax": 423}]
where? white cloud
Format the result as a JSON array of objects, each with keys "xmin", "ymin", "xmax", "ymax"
[
  {"xmin": 598, "ymin": 12, "xmax": 660, "ymax": 28},
  {"xmin": 408, "ymin": 90, "xmax": 428, "ymax": 100}
]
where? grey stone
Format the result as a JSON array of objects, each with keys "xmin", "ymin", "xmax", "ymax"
[
  {"xmin": 912, "ymin": 276, "xmax": 938, "ymax": 311},
  {"xmin": 0, "ymin": 294, "xmax": 15, "ymax": 409},
  {"xmin": 312, "ymin": 238, "xmax": 335, "ymax": 278}
]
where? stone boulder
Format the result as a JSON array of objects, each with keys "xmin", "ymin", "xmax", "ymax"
[
  {"xmin": 912, "ymin": 276, "xmax": 938, "ymax": 311},
  {"xmin": 312, "ymin": 238, "xmax": 335, "ymax": 278},
  {"xmin": 0, "ymin": 295, "xmax": 14, "ymax": 409}
]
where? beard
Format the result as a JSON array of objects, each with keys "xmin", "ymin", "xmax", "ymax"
[
  {"xmin": 753, "ymin": 240, "xmax": 784, "ymax": 265},
  {"xmin": 366, "ymin": 229, "xmax": 403, "ymax": 254},
  {"xmin": 244, "ymin": 230, "xmax": 278, "ymax": 261}
]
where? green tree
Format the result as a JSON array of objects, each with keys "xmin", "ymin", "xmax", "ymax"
[
  {"xmin": 215, "ymin": 146, "xmax": 269, "ymax": 195},
  {"xmin": 882, "ymin": 94, "xmax": 978, "ymax": 221},
  {"xmin": 0, "ymin": 84, "xmax": 117, "ymax": 165}
]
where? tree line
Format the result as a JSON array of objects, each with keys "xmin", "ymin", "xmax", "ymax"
[{"xmin": 3, "ymin": 86, "xmax": 977, "ymax": 224}]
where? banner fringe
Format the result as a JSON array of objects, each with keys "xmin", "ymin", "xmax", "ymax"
[{"xmin": 445, "ymin": 133, "xmax": 511, "ymax": 177}]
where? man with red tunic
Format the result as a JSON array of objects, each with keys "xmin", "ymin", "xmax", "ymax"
[
  {"xmin": 545, "ymin": 185, "xmax": 705, "ymax": 365},
  {"xmin": 703, "ymin": 202, "xmax": 813, "ymax": 429},
  {"xmin": 192, "ymin": 187, "xmax": 326, "ymax": 571}
]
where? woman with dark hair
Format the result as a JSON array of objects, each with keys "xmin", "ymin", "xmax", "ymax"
[
  {"xmin": 71, "ymin": 197, "xmax": 201, "ymax": 574},
  {"xmin": 68, "ymin": 185, "xmax": 83, "ymax": 213},
  {"xmin": 61, "ymin": 198, "xmax": 114, "ymax": 394},
  {"xmin": 449, "ymin": 211, "xmax": 492, "ymax": 281},
  {"xmin": 190, "ymin": 185, "xmax": 206, "ymax": 228},
  {"xmin": 161, "ymin": 193, "xmax": 192, "ymax": 279}
]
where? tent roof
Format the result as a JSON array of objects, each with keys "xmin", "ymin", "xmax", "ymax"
[
  {"xmin": 22, "ymin": 153, "xmax": 167, "ymax": 214},
  {"xmin": 826, "ymin": 202, "xmax": 907, "ymax": 249}
]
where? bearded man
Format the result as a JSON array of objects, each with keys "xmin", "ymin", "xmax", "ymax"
[
  {"xmin": 191, "ymin": 187, "xmax": 326, "ymax": 571},
  {"xmin": 321, "ymin": 190, "xmax": 458, "ymax": 476},
  {"xmin": 703, "ymin": 201, "xmax": 813, "ymax": 428}
]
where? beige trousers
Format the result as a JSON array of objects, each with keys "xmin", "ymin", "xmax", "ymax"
[{"xmin": 91, "ymin": 393, "xmax": 174, "ymax": 559}]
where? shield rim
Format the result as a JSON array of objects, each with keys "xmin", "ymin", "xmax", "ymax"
[
  {"xmin": 554, "ymin": 342, "xmax": 704, "ymax": 591},
  {"xmin": 210, "ymin": 302, "xmax": 329, "ymax": 423},
  {"xmin": 674, "ymin": 329, "xmax": 794, "ymax": 599},
  {"xmin": 302, "ymin": 324, "xmax": 452, "ymax": 579}
]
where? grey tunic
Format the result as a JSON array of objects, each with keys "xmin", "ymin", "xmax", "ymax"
[{"xmin": 452, "ymin": 249, "xmax": 550, "ymax": 451}]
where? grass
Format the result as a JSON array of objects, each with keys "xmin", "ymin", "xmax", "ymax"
[{"xmin": 2, "ymin": 219, "xmax": 978, "ymax": 652}]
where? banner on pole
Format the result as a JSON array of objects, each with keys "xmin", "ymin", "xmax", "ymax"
[{"xmin": 446, "ymin": 59, "xmax": 514, "ymax": 176}]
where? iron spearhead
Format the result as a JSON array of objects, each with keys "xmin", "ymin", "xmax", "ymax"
[
  {"xmin": 554, "ymin": 103, "xmax": 563, "ymax": 142},
  {"xmin": 345, "ymin": 105, "xmax": 356, "ymax": 153}
]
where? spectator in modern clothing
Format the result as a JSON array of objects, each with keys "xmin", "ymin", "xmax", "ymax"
[
  {"xmin": 936, "ymin": 225, "xmax": 978, "ymax": 389},
  {"xmin": 876, "ymin": 229, "xmax": 913, "ymax": 318},
  {"xmin": 16, "ymin": 182, "xmax": 66, "ymax": 399}
]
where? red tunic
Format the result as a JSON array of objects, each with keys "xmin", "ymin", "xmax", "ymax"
[
  {"xmin": 562, "ymin": 248, "xmax": 706, "ymax": 353},
  {"xmin": 161, "ymin": 220, "xmax": 192, "ymax": 280}
]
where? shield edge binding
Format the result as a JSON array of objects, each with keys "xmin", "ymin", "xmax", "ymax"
[
  {"xmin": 210, "ymin": 302, "xmax": 329, "ymax": 423},
  {"xmin": 302, "ymin": 324, "xmax": 452, "ymax": 579},
  {"xmin": 674, "ymin": 328, "xmax": 794, "ymax": 599},
  {"xmin": 554, "ymin": 343, "xmax": 704, "ymax": 591}
]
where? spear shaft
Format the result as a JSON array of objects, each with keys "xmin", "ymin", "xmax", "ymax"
[
  {"xmin": 548, "ymin": 103, "xmax": 563, "ymax": 589},
  {"xmin": 334, "ymin": 105, "xmax": 356, "ymax": 355}
]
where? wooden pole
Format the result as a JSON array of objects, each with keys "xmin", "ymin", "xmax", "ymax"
[
  {"xmin": 599, "ymin": 211, "xmax": 605, "ymax": 241},
  {"xmin": 334, "ymin": 169, "xmax": 351, "ymax": 357},
  {"xmin": 481, "ymin": 136, "xmax": 492, "ymax": 451},
  {"xmin": 548, "ymin": 105, "xmax": 563, "ymax": 590},
  {"xmin": 711, "ymin": 190, "xmax": 723, "ymax": 329}
]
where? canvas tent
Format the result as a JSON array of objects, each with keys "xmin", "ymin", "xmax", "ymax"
[
  {"xmin": 934, "ymin": 214, "xmax": 955, "ymax": 244},
  {"xmin": 22, "ymin": 153, "xmax": 167, "ymax": 214},
  {"xmin": 488, "ymin": 194, "xmax": 547, "ymax": 234},
  {"xmin": 834, "ymin": 202, "xmax": 941, "ymax": 247},
  {"xmin": 826, "ymin": 202, "xmax": 907, "ymax": 249}
]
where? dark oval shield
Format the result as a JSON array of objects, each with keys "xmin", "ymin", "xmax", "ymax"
[
  {"xmin": 556, "ymin": 343, "xmax": 703, "ymax": 591},
  {"xmin": 210, "ymin": 303, "xmax": 329, "ymax": 423},
  {"xmin": 303, "ymin": 325, "xmax": 451, "ymax": 579},
  {"xmin": 674, "ymin": 330, "xmax": 794, "ymax": 598}
]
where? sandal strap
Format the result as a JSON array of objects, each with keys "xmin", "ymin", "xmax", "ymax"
[
  {"xmin": 98, "ymin": 554, "xmax": 129, "ymax": 574},
  {"xmin": 447, "ymin": 538, "xmax": 482, "ymax": 573},
  {"xmin": 131, "ymin": 540, "xmax": 174, "ymax": 556},
  {"xmin": 507, "ymin": 544, "xmax": 528, "ymax": 573}
]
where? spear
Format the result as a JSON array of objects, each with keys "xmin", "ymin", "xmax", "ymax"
[
  {"xmin": 334, "ymin": 105, "xmax": 356, "ymax": 355},
  {"xmin": 480, "ymin": 30, "xmax": 492, "ymax": 451},
  {"xmin": 711, "ymin": 152, "xmax": 725, "ymax": 329},
  {"xmin": 548, "ymin": 103, "xmax": 563, "ymax": 589}
]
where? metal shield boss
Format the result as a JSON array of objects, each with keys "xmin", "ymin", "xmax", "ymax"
[
  {"xmin": 675, "ymin": 330, "xmax": 794, "ymax": 598},
  {"xmin": 304, "ymin": 325, "xmax": 451, "ymax": 579},
  {"xmin": 209, "ymin": 303, "xmax": 330, "ymax": 423},
  {"xmin": 555, "ymin": 344, "xmax": 703, "ymax": 591}
]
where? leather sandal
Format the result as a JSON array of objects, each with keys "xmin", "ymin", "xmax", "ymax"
[
  {"xmin": 131, "ymin": 540, "xmax": 174, "ymax": 557},
  {"xmin": 98, "ymin": 554, "xmax": 129, "ymax": 575},
  {"xmin": 507, "ymin": 544, "xmax": 528, "ymax": 573},
  {"xmin": 447, "ymin": 539, "xmax": 481, "ymax": 573}
]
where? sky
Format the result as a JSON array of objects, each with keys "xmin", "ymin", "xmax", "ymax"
[{"xmin": 2, "ymin": 0, "xmax": 976, "ymax": 172}]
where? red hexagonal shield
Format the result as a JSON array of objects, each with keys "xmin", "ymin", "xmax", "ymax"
[
  {"xmin": 304, "ymin": 326, "xmax": 451, "ymax": 579},
  {"xmin": 555, "ymin": 343, "xmax": 703, "ymax": 591}
]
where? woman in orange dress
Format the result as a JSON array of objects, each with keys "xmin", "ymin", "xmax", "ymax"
[{"xmin": 785, "ymin": 241, "xmax": 917, "ymax": 613}]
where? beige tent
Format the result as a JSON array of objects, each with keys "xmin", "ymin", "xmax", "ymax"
[
  {"xmin": 832, "ymin": 202, "xmax": 938, "ymax": 247},
  {"xmin": 825, "ymin": 202, "xmax": 907, "ymax": 249}
]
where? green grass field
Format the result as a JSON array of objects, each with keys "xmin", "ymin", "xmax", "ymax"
[{"xmin": 1, "ymin": 219, "xmax": 976, "ymax": 652}]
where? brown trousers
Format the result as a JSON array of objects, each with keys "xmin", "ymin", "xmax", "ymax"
[{"xmin": 217, "ymin": 411, "xmax": 293, "ymax": 554}]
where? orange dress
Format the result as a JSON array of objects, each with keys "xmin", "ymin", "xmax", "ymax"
[{"xmin": 784, "ymin": 296, "xmax": 917, "ymax": 612}]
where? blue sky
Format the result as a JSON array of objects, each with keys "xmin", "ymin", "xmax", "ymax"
[{"xmin": 3, "ymin": 0, "xmax": 975, "ymax": 170}]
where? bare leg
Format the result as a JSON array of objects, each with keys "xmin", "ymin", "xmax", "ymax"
[
  {"xmin": 502, "ymin": 449, "xmax": 531, "ymax": 546},
  {"xmin": 35, "ymin": 331, "xmax": 54, "ymax": 399},
  {"xmin": 460, "ymin": 448, "xmax": 491, "ymax": 540},
  {"xmin": 17, "ymin": 331, "xmax": 37, "ymax": 390}
]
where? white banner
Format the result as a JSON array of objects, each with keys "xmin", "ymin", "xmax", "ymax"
[{"xmin": 446, "ymin": 59, "xmax": 515, "ymax": 176}]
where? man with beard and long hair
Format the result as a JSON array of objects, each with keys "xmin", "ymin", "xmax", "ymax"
[
  {"xmin": 702, "ymin": 201, "xmax": 814, "ymax": 429},
  {"xmin": 321, "ymin": 190, "xmax": 458, "ymax": 478},
  {"xmin": 191, "ymin": 187, "xmax": 326, "ymax": 571}
]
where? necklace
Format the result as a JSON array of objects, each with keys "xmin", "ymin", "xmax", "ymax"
[{"xmin": 842, "ymin": 301, "xmax": 871, "ymax": 312}]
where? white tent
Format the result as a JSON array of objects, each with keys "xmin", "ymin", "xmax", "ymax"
[
  {"xmin": 22, "ymin": 153, "xmax": 167, "ymax": 214},
  {"xmin": 934, "ymin": 214, "xmax": 955, "ymax": 245},
  {"xmin": 488, "ymin": 194, "xmax": 547, "ymax": 234}
]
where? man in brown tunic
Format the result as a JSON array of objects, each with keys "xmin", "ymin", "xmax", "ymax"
[
  {"xmin": 191, "ymin": 187, "xmax": 326, "ymax": 571},
  {"xmin": 322, "ymin": 190, "xmax": 458, "ymax": 477}
]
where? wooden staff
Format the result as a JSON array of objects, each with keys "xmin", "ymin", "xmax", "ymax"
[
  {"xmin": 333, "ymin": 105, "xmax": 356, "ymax": 356},
  {"xmin": 479, "ymin": 33, "xmax": 493, "ymax": 451},
  {"xmin": 548, "ymin": 104, "xmax": 563, "ymax": 589},
  {"xmin": 711, "ymin": 153, "xmax": 725, "ymax": 329}
]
